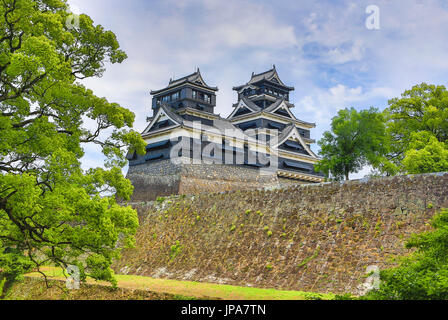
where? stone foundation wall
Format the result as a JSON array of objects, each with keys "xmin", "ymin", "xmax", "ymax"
[
  {"xmin": 126, "ymin": 160, "xmax": 182, "ymax": 201},
  {"xmin": 277, "ymin": 177, "xmax": 309, "ymax": 188},
  {"xmin": 117, "ymin": 172, "xmax": 448, "ymax": 294},
  {"xmin": 127, "ymin": 159, "xmax": 281, "ymax": 201}
]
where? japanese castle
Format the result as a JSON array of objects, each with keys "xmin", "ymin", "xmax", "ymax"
[{"xmin": 127, "ymin": 66, "xmax": 324, "ymax": 200}]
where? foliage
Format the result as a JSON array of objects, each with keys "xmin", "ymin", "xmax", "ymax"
[
  {"xmin": 365, "ymin": 208, "xmax": 448, "ymax": 300},
  {"xmin": 156, "ymin": 197, "xmax": 166, "ymax": 204},
  {"xmin": 297, "ymin": 246, "xmax": 320, "ymax": 268},
  {"xmin": 401, "ymin": 132, "xmax": 448, "ymax": 174},
  {"xmin": 333, "ymin": 293, "xmax": 357, "ymax": 300},
  {"xmin": 381, "ymin": 83, "xmax": 448, "ymax": 175},
  {"xmin": 0, "ymin": 0, "xmax": 146, "ymax": 288},
  {"xmin": 169, "ymin": 241, "xmax": 182, "ymax": 260},
  {"xmin": 316, "ymin": 107, "xmax": 387, "ymax": 180}
]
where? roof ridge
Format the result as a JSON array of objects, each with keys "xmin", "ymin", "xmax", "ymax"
[
  {"xmin": 169, "ymin": 69, "xmax": 199, "ymax": 83},
  {"xmin": 158, "ymin": 102, "xmax": 185, "ymax": 124},
  {"xmin": 241, "ymin": 97, "xmax": 262, "ymax": 111},
  {"xmin": 251, "ymin": 67, "xmax": 275, "ymax": 79},
  {"xmin": 263, "ymin": 99, "xmax": 284, "ymax": 112}
]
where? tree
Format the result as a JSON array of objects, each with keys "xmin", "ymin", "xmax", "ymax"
[
  {"xmin": 382, "ymin": 83, "xmax": 448, "ymax": 175},
  {"xmin": 0, "ymin": 0, "xmax": 146, "ymax": 292},
  {"xmin": 316, "ymin": 107, "xmax": 387, "ymax": 181},
  {"xmin": 365, "ymin": 208, "xmax": 448, "ymax": 300},
  {"xmin": 402, "ymin": 131, "xmax": 448, "ymax": 174}
]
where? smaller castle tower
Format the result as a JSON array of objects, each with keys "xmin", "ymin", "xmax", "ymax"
[{"xmin": 150, "ymin": 68, "xmax": 218, "ymax": 122}]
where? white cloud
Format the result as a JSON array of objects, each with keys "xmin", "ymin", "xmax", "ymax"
[{"xmin": 65, "ymin": 0, "xmax": 448, "ymax": 176}]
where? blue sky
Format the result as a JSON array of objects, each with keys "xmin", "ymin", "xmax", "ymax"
[{"xmin": 67, "ymin": 0, "xmax": 448, "ymax": 178}]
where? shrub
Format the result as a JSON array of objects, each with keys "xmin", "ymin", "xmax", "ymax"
[
  {"xmin": 169, "ymin": 241, "xmax": 183, "ymax": 260},
  {"xmin": 365, "ymin": 208, "xmax": 448, "ymax": 300},
  {"xmin": 156, "ymin": 197, "xmax": 166, "ymax": 204}
]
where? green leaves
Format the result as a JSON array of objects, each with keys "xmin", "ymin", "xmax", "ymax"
[
  {"xmin": 316, "ymin": 107, "xmax": 387, "ymax": 181},
  {"xmin": 366, "ymin": 209, "xmax": 448, "ymax": 300},
  {"xmin": 0, "ymin": 0, "xmax": 145, "ymax": 287},
  {"xmin": 319, "ymin": 83, "xmax": 448, "ymax": 179},
  {"xmin": 402, "ymin": 132, "xmax": 448, "ymax": 174},
  {"xmin": 383, "ymin": 83, "xmax": 448, "ymax": 175}
]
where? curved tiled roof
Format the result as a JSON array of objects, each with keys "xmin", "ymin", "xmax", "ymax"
[
  {"xmin": 233, "ymin": 66, "xmax": 294, "ymax": 91},
  {"xmin": 151, "ymin": 68, "xmax": 218, "ymax": 95}
]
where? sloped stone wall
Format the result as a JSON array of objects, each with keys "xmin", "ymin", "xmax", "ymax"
[{"xmin": 116, "ymin": 172, "xmax": 448, "ymax": 294}]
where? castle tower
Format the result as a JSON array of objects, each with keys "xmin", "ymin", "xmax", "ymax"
[
  {"xmin": 126, "ymin": 68, "xmax": 324, "ymax": 201},
  {"xmin": 227, "ymin": 66, "xmax": 323, "ymax": 182}
]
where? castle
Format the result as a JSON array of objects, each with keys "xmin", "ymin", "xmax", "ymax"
[{"xmin": 126, "ymin": 66, "xmax": 324, "ymax": 201}]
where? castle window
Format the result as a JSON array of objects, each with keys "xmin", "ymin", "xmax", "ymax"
[
  {"xmin": 146, "ymin": 140, "xmax": 170, "ymax": 151},
  {"xmin": 284, "ymin": 161, "xmax": 310, "ymax": 172},
  {"xmin": 171, "ymin": 91, "xmax": 179, "ymax": 101},
  {"xmin": 268, "ymin": 122, "xmax": 282, "ymax": 130},
  {"xmin": 239, "ymin": 122, "xmax": 257, "ymax": 130},
  {"xmin": 145, "ymin": 153, "xmax": 164, "ymax": 161},
  {"xmin": 192, "ymin": 90, "xmax": 211, "ymax": 104}
]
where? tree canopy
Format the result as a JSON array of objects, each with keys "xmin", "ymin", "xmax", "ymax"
[
  {"xmin": 0, "ymin": 0, "xmax": 146, "ymax": 289},
  {"xmin": 316, "ymin": 107, "xmax": 387, "ymax": 181},
  {"xmin": 381, "ymin": 83, "xmax": 448, "ymax": 175}
]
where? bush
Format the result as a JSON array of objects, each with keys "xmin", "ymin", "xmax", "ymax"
[{"xmin": 365, "ymin": 208, "xmax": 448, "ymax": 300}]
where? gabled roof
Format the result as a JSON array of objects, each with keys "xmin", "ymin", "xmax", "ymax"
[
  {"xmin": 233, "ymin": 65, "xmax": 294, "ymax": 91},
  {"xmin": 264, "ymin": 99, "xmax": 297, "ymax": 120},
  {"xmin": 228, "ymin": 97, "xmax": 262, "ymax": 119},
  {"xmin": 275, "ymin": 124, "xmax": 318, "ymax": 158},
  {"xmin": 235, "ymin": 84, "xmax": 259, "ymax": 94},
  {"xmin": 151, "ymin": 68, "xmax": 218, "ymax": 95},
  {"xmin": 142, "ymin": 102, "xmax": 183, "ymax": 134},
  {"xmin": 227, "ymin": 98, "xmax": 315, "ymax": 128}
]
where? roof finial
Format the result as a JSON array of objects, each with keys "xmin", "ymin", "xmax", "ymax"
[{"xmin": 273, "ymin": 64, "xmax": 276, "ymax": 70}]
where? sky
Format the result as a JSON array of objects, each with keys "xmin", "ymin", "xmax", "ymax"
[{"xmin": 67, "ymin": 0, "xmax": 448, "ymax": 179}]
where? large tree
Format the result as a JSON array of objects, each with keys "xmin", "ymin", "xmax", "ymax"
[
  {"xmin": 316, "ymin": 107, "xmax": 387, "ymax": 181},
  {"xmin": 0, "ymin": 0, "xmax": 146, "ymax": 291},
  {"xmin": 381, "ymin": 83, "xmax": 448, "ymax": 175}
]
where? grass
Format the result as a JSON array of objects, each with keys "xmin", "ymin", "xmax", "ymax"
[{"xmin": 24, "ymin": 267, "xmax": 334, "ymax": 300}]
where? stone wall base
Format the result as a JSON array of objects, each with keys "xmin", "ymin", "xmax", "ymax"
[{"xmin": 127, "ymin": 159, "xmax": 285, "ymax": 201}]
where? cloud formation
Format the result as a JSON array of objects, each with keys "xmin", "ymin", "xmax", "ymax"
[{"xmin": 67, "ymin": 0, "xmax": 448, "ymax": 178}]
